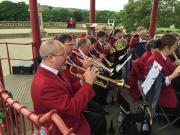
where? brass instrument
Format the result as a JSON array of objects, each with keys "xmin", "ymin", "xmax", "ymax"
[
  {"xmin": 72, "ymin": 50, "xmax": 114, "ymax": 75},
  {"xmin": 104, "ymin": 41, "xmax": 116, "ymax": 54},
  {"xmin": 109, "ymin": 45, "xmax": 116, "ymax": 54},
  {"xmin": 173, "ymin": 52, "xmax": 180, "ymax": 66},
  {"xmin": 114, "ymin": 38, "xmax": 127, "ymax": 51},
  {"xmin": 93, "ymin": 47, "xmax": 114, "ymax": 67},
  {"xmin": 66, "ymin": 61, "xmax": 130, "ymax": 89},
  {"xmin": 88, "ymin": 50, "xmax": 98, "ymax": 60}
]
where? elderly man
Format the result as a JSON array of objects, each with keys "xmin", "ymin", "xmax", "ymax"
[{"xmin": 31, "ymin": 40, "xmax": 100, "ymax": 135}]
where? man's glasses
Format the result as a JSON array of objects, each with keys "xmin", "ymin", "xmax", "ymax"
[{"xmin": 42, "ymin": 53, "xmax": 65, "ymax": 59}]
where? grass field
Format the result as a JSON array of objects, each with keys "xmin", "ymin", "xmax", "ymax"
[{"xmin": 156, "ymin": 27, "xmax": 180, "ymax": 33}]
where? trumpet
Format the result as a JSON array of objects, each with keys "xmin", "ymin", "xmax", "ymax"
[
  {"xmin": 103, "ymin": 41, "xmax": 117, "ymax": 54},
  {"xmin": 173, "ymin": 52, "xmax": 180, "ymax": 66},
  {"xmin": 88, "ymin": 50, "xmax": 98, "ymax": 61},
  {"xmin": 72, "ymin": 50, "xmax": 114, "ymax": 76},
  {"xmin": 93, "ymin": 47, "xmax": 114, "ymax": 67},
  {"xmin": 66, "ymin": 60, "xmax": 130, "ymax": 89}
]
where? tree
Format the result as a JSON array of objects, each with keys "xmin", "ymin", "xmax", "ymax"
[
  {"xmin": 72, "ymin": 10, "xmax": 83, "ymax": 22},
  {"xmin": 50, "ymin": 8, "xmax": 72, "ymax": 22},
  {"xmin": 174, "ymin": 1, "xmax": 180, "ymax": 28},
  {"xmin": 17, "ymin": 2, "xmax": 29, "ymax": 21},
  {"xmin": 0, "ymin": 1, "xmax": 29, "ymax": 21},
  {"xmin": 96, "ymin": 11, "xmax": 116, "ymax": 23},
  {"xmin": 0, "ymin": 1, "xmax": 18, "ymax": 21},
  {"xmin": 118, "ymin": 0, "xmax": 151, "ymax": 32},
  {"xmin": 42, "ymin": 7, "xmax": 53, "ymax": 22},
  {"xmin": 158, "ymin": 0, "xmax": 176, "ymax": 27}
]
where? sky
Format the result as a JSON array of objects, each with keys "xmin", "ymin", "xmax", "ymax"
[{"xmin": 0, "ymin": 0, "xmax": 129, "ymax": 11}]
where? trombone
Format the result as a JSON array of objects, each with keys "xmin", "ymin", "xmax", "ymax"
[
  {"xmin": 72, "ymin": 50, "xmax": 114, "ymax": 76},
  {"xmin": 93, "ymin": 47, "xmax": 114, "ymax": 67},
  {"xmin": 66, "ymin": 60, "xmax": 130, "ymax": 89}
]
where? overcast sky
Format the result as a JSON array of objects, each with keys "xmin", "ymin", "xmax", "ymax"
[{"xmin": 0, "ymin": 0, "xmax": 129, "ymax": 11}]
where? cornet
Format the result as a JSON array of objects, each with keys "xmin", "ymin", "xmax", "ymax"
[
  {"xmin": 93, "ymin": 47, "xmax": 114, "ymax": 67},
  {"xmin": 72, "ymin": 50, "xmax": 114, "ymax": 76},
  {"xmin": 66, "ymin": 60, "xmax": 130, "ymax": 89}
]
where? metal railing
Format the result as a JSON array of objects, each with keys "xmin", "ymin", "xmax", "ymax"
[
  {"xmin": 0, "ymin": 42, "xmax": 35, "ymax": 75},
  {"xmin": 0, "ymin": 82, "xmax": 74, "ymax": 135}
]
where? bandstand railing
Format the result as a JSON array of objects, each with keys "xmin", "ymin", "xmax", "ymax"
[
  {"xmin": 0, "ymin": 33, "xmax": 86, "ymax": 88},
  {"xmin": 0, "ymin": 42, "xmax": 35, "ymax": 75},
  {"xmin": 0, "ymin": 82, "xmax": 75, "ymax": 135}
]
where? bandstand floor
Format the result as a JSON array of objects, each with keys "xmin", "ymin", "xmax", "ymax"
[{"xmin": 3, "ymin": 74, "xmax": 180, "ymax": 135}]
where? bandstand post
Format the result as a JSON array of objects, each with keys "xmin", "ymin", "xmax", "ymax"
[
  {"xmin": 149, "ymin": 0, "xmax": 160, "ymax": 38},
  {"xmin": 29, "ymin": 0, "xmax": 41, "ymax": 57}
]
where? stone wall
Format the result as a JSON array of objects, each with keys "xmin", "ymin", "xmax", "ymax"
[{"xmin": 0, "ymin": 21, "xmax": 106, "ymax": 29}]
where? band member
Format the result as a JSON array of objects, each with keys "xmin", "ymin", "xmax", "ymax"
[
  {"xmin": 101, "ymin": 25, "xmax": 109, "ymax": 37},
  {"xmin": 71, "ymin": 38, "xmax": 92, "ymax": 67},
  {"xmin": 31, "ymin": 40, "xmax": 106, "ymax": 135},
  {"xmin": 88, "ymin": 36, "xmax": 98, "ymax": 50},
  {"xmin": 55, "ymin": 35, "xmax": 91, "ymax": 88},
  {"xmin": 94, "ymin": 31, "xmax": 111, "ymax": 58},
  {"xmin": 88, "ymin": 36, "xmax": 105, "ymax": 63},
  {"xmin": 145, "ymin": 34, "xmax": 180, "ymax": 117},
  {"xmin": 72, "ymin": 38, "xmax": 109, "ymax": 106},
  {"xmin": 108, "ymin": 28, "xmax": 127, "ymax": 60},
  {"xmin": 55, "ymin": 34, "xmax": 109, "ymax": 112},
  {"xmin": 129, "ymin": 39, "xmax": 158, "ymax": 100},
  {"xmin": 109, "ymin": 28, "xmax": 123, "ymax": 48}
]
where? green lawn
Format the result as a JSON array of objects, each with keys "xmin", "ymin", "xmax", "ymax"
[{"xmin": 156, "ymin": 27, "xmax": 180, "ymax": 33}]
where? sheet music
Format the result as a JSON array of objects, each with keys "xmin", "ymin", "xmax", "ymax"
[{"xmin": 142, "ymin": 61, "xmax": 162, "ymax": 95}]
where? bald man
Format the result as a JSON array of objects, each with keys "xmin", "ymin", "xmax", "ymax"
[{"xmin": 31, "ymin": 40, "xmax": 99, "ymax": 135}]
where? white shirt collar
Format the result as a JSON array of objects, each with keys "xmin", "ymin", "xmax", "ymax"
[
  {"xmin": 40, "ymin": 63, "xmax": 59, "ymax": 75},
  {"xmin": 98, "ymin": 41, "xmax": 103, "ymax": 46},
  {"xmin": 139, "ymin": 37, "xmax": 143, "ymax": 42},
  {"xmin": 159, "ymin": 51, "xmax": 167, "ymax": 60},
  {"xmin": 78, "ymin": 48, "xmax": 86, "ymax": 57}
]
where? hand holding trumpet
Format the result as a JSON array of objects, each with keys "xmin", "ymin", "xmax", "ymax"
[
  {"xmin": 82, "ymin": 57, "xmax": 93, "ymax": 68},
  {"xmin": 83, "ymin": 67, "xmax": 97, "ymax": 85}
]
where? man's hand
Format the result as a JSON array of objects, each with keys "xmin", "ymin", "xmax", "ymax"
[
  {"xmin": 104, "ymin": 42, "xmax": 111, "ymax": 50},
  {"xmin": 99, "ymin": 54, "xmax": 105, "ymax": 59},
  {"xmin": 82, "ymin": 57, "xmax": 93, "ymax": 68},
  {"xmin": 84, "ymin": 67, "xmax": 97, "ymax": 85}
]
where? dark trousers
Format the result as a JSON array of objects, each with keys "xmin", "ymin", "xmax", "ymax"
[
  {"xmin": 84, "ymin": 101, "xmax": 107, "ymax": 135},
  {"xmin": 93, "ymin": 84, "xmax": 108, "ymax": 105},
  {"xmin": 83, "ymin": 111, "xmax": 107, "ymax": 135}
]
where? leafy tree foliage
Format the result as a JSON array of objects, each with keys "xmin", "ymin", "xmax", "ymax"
[
  {"xmin": 16, "ymin": 2, "xmax": 29, "ymax": 21},
  {"xmin": 174, "ymin": 1, "xmax": 180, "ymax": 28},
  {"xmin": 96, "ymin": 11, "xmax": 117, "ymax": 23},
  {"xmin": 0, "ymin": 0, "xmax": 179, "ymax": 30},
  {"xmin": 119, "ymin": 0, "xmax": 180, "ymax": 32},
  {"xmin": 119, "ymin": 0, "xmax": 151, "ymax": 32},
  {"xmin": 0, "ymin": 1, "xmax": 29, "ymax": 21},
  {"xmin": 73, "ymin": 10, "xmax": 84, "ymax": 22}
]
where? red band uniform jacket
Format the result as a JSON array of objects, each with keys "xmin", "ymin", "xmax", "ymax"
[
  {"xmin": 31, "ymin": 66, "xmax": 96, "ymax": 135},
  {"xmin": 145, "ymin": 51, "xmax": 177, "ymax": 108}
]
